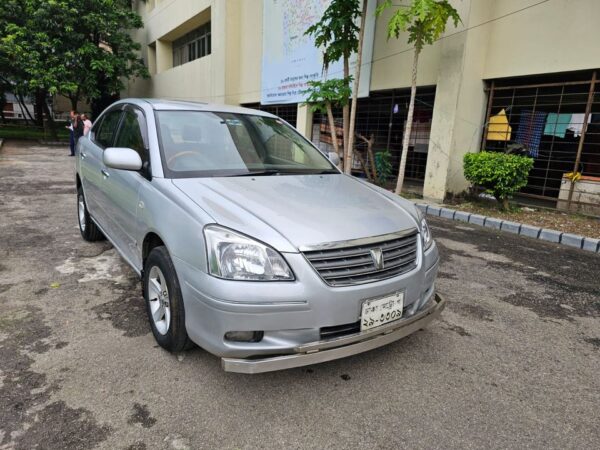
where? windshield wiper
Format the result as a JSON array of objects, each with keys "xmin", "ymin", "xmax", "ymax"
[
  {"xmin": 312, "ymin": 170, "xmax": 339, "ymax": 174},
  {"xmin": 231, "ymin": 169, "xmax": 287, "ymax": 177},
  {"xmin": 228, "ymin": 169, "xmax": 339, "ymax": 177}
]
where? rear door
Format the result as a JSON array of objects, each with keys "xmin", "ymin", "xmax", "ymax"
[
  {"xmin": 99, "ymin": 105, "xmax": 150, "ymax": 269},
  {"xmin": 80, "ymin": 108, "xmax": 123, "ymax": 231}
]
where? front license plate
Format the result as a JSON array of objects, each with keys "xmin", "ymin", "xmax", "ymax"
[{"xmin": 360, "ymin": 292, "xmax": 404, "ymax": 331}]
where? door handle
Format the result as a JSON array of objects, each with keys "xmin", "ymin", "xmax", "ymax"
[
  {"xmin": 80, "ymin": 151, "xmax": 87, "ymax": 159},
  {"xmin": 101, "ymin": 169, "xmax": 110, "ymax": 178}
]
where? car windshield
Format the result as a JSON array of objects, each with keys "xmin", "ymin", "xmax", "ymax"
[{"xmin": 155, "ymin": 111, "xmax": 338, "ymax": 177}]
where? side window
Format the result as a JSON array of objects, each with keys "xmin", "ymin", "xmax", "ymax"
[
  {"xmin": 95, "ymin": 111, "xmax": 123, "ymax": 148},
  {"xmin": 114, "ymin": 109, "xmax": 149, "ymax": 164},
  {"xmin": 90, "ymin": 116, "xmax": 103, "ymax": 140}
]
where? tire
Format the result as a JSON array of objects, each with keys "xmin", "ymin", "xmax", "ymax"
[
  {"xmin": 77, "ymin": 186, "xmax": 104, "ymax": 241},
  {"xmin": 143, "ymin": 246, "xmax": 193, "ymax": 352}
]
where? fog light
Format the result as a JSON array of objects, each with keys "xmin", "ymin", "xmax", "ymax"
[{"xmin": 224, "ymin": 331, "xmax": 264, "ymax": 342}]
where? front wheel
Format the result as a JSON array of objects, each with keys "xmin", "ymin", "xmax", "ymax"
[
  {"xmin": 143, "ymin": 246, "xmax": 192, "ymax": 352},
  {"xmin": 77, "ymin": 186, "xmax": 104, "ymax": 241}
]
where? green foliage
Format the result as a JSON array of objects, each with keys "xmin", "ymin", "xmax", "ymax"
[
  {"xmin": 305, "ymin": 0, "xmax": 361, "ymax": 71},
  {"xmin": 374, "ymin": 150, "xmax": 393, "ymax": 184},
  {"xmin": 376, "ymin": 0, "xmax": 461, "ymax": 52},
  {"xmin": 0, "ymin": 84, "xmax": 6, "ymax": 121},
  {"xmin": 0, "ymin": 0, "xmax": 148, "ymax": 106},
  {"xmin": 0, "ymin": 124, "xmax": 70, "ymax": 140},
  {"xmin": 463, "ymin": 151, "xmax": 534, "ymax": 208},
  {"xmin": 302, "ymin": 77, "xmax": 352, "ymax": 113}
]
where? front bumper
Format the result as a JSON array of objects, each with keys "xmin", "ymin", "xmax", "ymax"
[
  {"xmin": 221, "ymin": 293, "xmax": 446, "ymax": 374},
  {"xmin": 175, "ymin": 241, "xmax": 440, "ymax": 359}
]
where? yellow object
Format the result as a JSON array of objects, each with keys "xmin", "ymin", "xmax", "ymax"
[
  {"xmin": 487, "ymin": 109, "xmax": 512, "ymax": 141},
  {"xmin": 564, "ymin": 172, "xmax": 581, "ymax": 182}
]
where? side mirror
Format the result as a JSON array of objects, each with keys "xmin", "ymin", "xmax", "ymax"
[
  {"xmin": 328, "ymin": 152, "xmax": 341, "ymax": 166},
  {"xmin": 103, "ymin": 147, "xmax": 142, "ymax": 171}
]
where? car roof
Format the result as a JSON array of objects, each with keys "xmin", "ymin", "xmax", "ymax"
[{"xmin": 122, "ymin": 98, "xmax": 277, "ymax": 118}]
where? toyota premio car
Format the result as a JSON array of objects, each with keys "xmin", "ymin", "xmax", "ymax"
[{"xmin": 75, "ymin": 99, "xmax": 444, "ymax": 373}]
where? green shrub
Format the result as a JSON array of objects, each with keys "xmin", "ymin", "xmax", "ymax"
[
  {"xmin": 463, "ymin": 151, "xmax": 534, "ymax": 209},
  {"xmin": 374, "ymin": 150, "xmax": 393, "ymax": 184}
]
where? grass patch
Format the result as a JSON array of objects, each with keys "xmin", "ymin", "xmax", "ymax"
[
  {"xmin": 444, "ymin": 199, "xmax": 600, "ymax": 239},
  {"xmin": 0, "ymin": 125, "xmax": 69, "ymax": 140}
]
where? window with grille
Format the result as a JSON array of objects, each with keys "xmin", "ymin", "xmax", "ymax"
[
  {"xmin": 242, "ymin": 103, "xmax": 298, "ymax": 128},
  {"xmin": 172, "ymin": 22, "xmax": 211, "ymax": 68},
  {"xmin": 311, "ymin": 87, "xmax": 436, "ymax": 183},
  {"xmin": 482, "ymin": 70, "xmax": 600, "ymax": 208}
]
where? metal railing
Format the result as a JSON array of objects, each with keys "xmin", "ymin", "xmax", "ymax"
[
  {"xmin": 311, "ymin": 87, "xmax": 437, "ymax": 183},
  {"xmin": 482, "ymin": 70, "xmax": 600, "ymax": 215}
]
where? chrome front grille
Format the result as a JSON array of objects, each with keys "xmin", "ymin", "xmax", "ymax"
[{"xmin": 302, "ymin": 230, "xmax": 419, "ymax": 286}]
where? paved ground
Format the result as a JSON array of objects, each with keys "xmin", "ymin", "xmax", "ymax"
[{"xmin": 0, "ymin": 140, "xmax": 599, "ymax": 450}]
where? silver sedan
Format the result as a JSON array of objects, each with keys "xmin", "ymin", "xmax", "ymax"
[{"xmin": 75, "ymin": 99, "xmax": 443, "ymax": 373}]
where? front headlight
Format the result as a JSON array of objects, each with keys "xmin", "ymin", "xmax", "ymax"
[
  {"xmin": 204, "ymin": 225, "xmax": 294, "ymax": 281},
  {"xmin": 419, "ymin": 212, "xmax": 433, "ymax": 250}
]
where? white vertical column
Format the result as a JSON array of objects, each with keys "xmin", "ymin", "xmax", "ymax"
[{"xmin": 296, "ymin": 103, "xmax": 313, "ymax": 138}]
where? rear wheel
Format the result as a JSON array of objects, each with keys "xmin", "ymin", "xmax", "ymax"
[
  {"xmin": 77, "ymin": 186, "xmax": 104, "ymax": 241},
  {"xmin": 143, "ymin": 246, "xmax": 193, "ymax": 352}
]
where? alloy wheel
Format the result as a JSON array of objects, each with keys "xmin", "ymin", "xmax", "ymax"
[{"xmin": 147, "ymin": 266, "xmax": 171, "ymax": 335}]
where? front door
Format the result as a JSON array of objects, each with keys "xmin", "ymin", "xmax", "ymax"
[
  {"xmin": 80, "ymin": 109, "xmax": 123, "ymax": 231},
  {"xmin": 99, "ymin": 106, "xmax": 150, "ymax": 270}
]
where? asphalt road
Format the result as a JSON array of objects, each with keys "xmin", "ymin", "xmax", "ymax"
[{"xmin": 1, "ymin": 140, "xmax": 599, "ymax": 450}]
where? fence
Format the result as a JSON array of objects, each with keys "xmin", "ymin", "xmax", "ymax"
[
  {"xmin": 482, "ymin": 70, "xmax": 600, "ymax": 215},
  {"xmin": 311, "ymin": 87, "xmax": 436, "ymax": 184}
]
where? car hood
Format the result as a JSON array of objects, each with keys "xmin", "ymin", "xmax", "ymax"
[{"xmin": 172, "ymin": 174, "xmax": 419, "ymax": 252}]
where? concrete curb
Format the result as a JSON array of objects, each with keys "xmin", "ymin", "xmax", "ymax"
[
  {"xmin": 39, "ymin": 140, "xmax": 70, "ymax": 146},
  {"xmin": 416, "ymin": 203, "xmax": 600, "ymax": 254}
]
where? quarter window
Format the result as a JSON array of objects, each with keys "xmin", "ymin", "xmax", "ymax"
[{"xmin": 95, "ymin": 110, "xmax": 122, "ymax": 148}]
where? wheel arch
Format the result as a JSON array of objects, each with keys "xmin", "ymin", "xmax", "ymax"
[{"xmin": 142, "ymin": 232, "xmax": 167, "ymax": 268}]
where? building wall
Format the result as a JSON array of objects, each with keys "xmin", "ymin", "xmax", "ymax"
[
  {"xmin": 125, "ymin": 0, "xmax": 600, "ymax": 200},
  {"xmin": 125, "ymin": 0, "xmax": 227, "ymax": 103},
  {"xmin": 484, "ymin": 0, "xmax": 600, "ymax": 79},
  {"xmin": 224, "ymin": 0, "xmax": 263, "ymax": 105}
]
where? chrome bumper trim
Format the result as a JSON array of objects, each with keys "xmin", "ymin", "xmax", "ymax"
[{"xmin": 221, "ymin": 293, "xmax": 446, "ymax": 374}]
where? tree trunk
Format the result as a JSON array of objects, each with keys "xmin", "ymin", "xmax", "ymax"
[
  {"xmin": 34, "ymin": 90, "xmax": 45, "ymax": 127},
  {"xmin": 394, "ymin": 48, "xmax": 419, "ymax": 195},
  {"xmin": 357, "ymin": 132, "xmax": 377, "ymax": 181},
  {"xmin": 70, "ymin": 96, "xmax": 78, "ymax": 111},
  {"xmin": 501, "ymin": 197, "xmax": 510, "ymax": 210},
  {"xmin": 40, "ymin": 92, "xmax": 57, "ymax": 140},
  {"xmin": 346, "ymin": 0, "xmax": 368, "ymax": 176},
  {"xmin": 17, "ymin": 93, "xmax": 35, "ymax": 125},
  {"xmin": 326, "ymin": 103, "xmax": 340, "ymax": 158},
  {"xmin": 367, "ymin": 134, "xmax": 377, "ymax": 181},
  {"xmin": 342, "ymin": 57, "xmax": 350, "ymax": 173}
]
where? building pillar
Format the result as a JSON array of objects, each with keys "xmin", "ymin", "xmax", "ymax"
[
  {"xmin": 156, "ymin": 39, "xmax": 172, "ymax": 73},
  {"xmin": 210, "ymin": 1, "xmax": 228, "ymax": 104},
  {"xmin": 296, "ymin": 103, "xmax": 313, "ymax": 138},
  {"xmin": 147, "ymin": 44, "xmax": 157, "ymax": 75},
  {"xmin": 423, "ymin": 0, "xmax": 492, "ymax": 201}
]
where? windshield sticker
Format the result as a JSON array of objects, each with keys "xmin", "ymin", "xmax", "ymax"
[{"xmin": 222, "ymin": 119, "xmax": 242, "ymax": 126}]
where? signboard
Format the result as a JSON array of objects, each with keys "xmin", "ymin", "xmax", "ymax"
[{"xmin": 261, "ymin": 0, "xmax": 376, "ymax": 105}]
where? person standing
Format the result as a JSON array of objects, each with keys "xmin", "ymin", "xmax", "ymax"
[
  {"xmin": 81, "ymin": 113, "xmax": 92, "ymax": 136},
  {"xmin": 72, "ymin": 111, "xmax": 84, "ymax": 153},
  {"xmin": 66, "ymin": 110, "xmax": 77, "ymax": 156}
]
